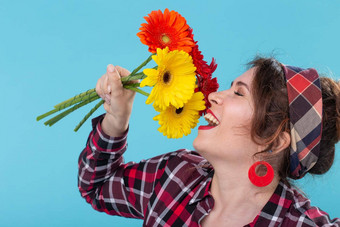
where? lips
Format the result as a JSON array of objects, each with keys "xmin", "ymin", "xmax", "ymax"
[
  {"xmin": 198, "ymin": 125, "xmax": 217, "ymax": 130},
  {"xmin": 198, "ymin": 109, "xmax": 220, "ymax": 130}
]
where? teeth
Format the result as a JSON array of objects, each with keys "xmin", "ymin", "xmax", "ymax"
[{"xmin": 204, "ymin": 113, "xmax": 220, "ymax": 126}]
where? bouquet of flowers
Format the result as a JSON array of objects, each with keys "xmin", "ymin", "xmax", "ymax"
[{"xmin": 37, "ymin": 9, "xmax": 219, "ymax": 138}]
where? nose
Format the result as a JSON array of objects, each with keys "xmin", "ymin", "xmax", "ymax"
[{"xmin": 208, "ymin": 91, "xmax": 223, "ymax": 105}]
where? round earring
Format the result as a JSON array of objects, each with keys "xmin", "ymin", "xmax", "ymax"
[{"xmin": 248, "ymin": 161, "xmax": 274, "ymax": 187}]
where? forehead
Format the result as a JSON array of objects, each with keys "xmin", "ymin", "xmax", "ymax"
[{"xmin": 235, "ymin": 67, "xmax": 256, "ymax": 85}]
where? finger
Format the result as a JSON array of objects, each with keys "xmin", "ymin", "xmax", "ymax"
[
  {"xmin": 101, "ymin": 73, "xmax": 113, "ymax": 104},
  {"xmin": 103, "ymin": 102, "xmax": 111, "ymax": 114},
  {"xmin": 96, "ymin": 75, "xmax": 105, "ymax": 99},
  {"xmin": 114, "ymin": 67, "xmax": 134, "ymax": 98},
  {"xmin": 115, "ymin": 65, "xmax": 131, "ymax": 78},
  {"xmin": 103, "ymin": 68, "xmax": 112, "ymax": 95},
  {"xmin": 115, "ymin": 65, "xmax": 140, "ymax": 84},
  {"xmin": 113, "ymin": 67, "xmax": 137, "ymax": 98},
  {"xmin": 107, "ymin": 65, "xmax": 124, "ymax": 97}
]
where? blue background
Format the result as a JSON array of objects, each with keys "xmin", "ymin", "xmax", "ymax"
[{"xmin": 1, "ymin": 0, "xmax": 339, "ymax": 226}]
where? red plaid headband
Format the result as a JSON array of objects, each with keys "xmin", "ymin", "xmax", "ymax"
[{"xmin": 282, "ymin": 65, "xmax": 323, "ymax": 179}]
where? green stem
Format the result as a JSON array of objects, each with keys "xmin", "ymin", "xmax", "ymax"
[
  {"xmin": 130, "ymin": 54, "xmax": 153, "ymax": 77},
  {"xmin": 74, "ymin": 99, "xmax": 105, "ymax": 132},
  {"xmin": 44, "ymin": 95, "xmax": 100, "ymax": 126},
  {"xmin": 36, "ymin": 108, "xmax": 59, "ymax": 121},
  {"xmin": 36, "ymin": 91, "xmax": 98, "ymax": 121},
  {"xmin": 124, "ymin": 85, "xmax": 150, "ymax": 96},
  {"xmin": 123, "ymin": 82, "xmax": 140, "ymax": 88},
  {"xmin": 54, "ymin": 88, "xmax": 96, "ymax": 108},
  {"xmin": 57, "ymin": 92, "xmax": 98, "ymax": 110},
  {"xmin": 37, "ymin": 54, "xmax": 155, "ymax": 128},
  {"xmin": 122, "ymin": 54, "xmax": 153, "ymax": 83},
  {"xmin": 121, "ymin": 73, "xmax": 147, "ymax": 83},
  {"xmin": 121, "ymin": 66, "xmax": 157, "ymax": 83}
]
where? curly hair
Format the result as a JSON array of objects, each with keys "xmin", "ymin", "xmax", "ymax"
[{"xmin": 248, "ymin": 56, "xmax": 340, "ymax": 184}]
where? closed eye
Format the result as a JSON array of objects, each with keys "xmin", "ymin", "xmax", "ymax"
[{"xmin": 234, "ymin": 91, "xmax": 244, "ymax": 96}]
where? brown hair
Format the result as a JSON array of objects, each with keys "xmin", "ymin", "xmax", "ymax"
[{"xmin": 248, "ymin": 56, "xmax": 340, "ymax": 182}]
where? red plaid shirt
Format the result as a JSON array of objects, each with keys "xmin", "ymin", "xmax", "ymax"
[{"xmin": 78, "ymin": 116, "xmax": 340, "ymax": 226}]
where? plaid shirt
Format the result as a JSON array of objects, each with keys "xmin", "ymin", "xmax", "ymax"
[{"xmin": 78, "ymin": 116, "xmax": 340, "ymax": 227}]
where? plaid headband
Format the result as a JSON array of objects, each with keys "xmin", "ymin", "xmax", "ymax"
[{"xmin": 282, "ymin": 65, "xmax": 323, "ymax": 179}]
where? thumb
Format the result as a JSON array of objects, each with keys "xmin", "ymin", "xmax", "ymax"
[
  {"xmin": 115, "ymin": 65, "xmax": 131, "ymax": 77},
  {"xmin": 107, "ymin": 64, "xmax": 116, "ymax": 76},
  {"xmin": 106, "ymin": 64, "xmax": 123, "ymax": 93}
]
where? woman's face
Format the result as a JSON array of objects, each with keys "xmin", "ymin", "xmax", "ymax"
[{"xmin": 193, "ymin": 68, "xmax": 259, "ymax": 163}]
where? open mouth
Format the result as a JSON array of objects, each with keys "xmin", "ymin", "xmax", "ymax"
[{"xmin": 198, "ymin": 109, "xmax": 220, "ymax": 130}]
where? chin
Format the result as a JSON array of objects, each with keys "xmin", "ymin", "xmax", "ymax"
[
  {"xmin": 192, "ymin": 136, "xmax": 200, "ymax": 151},
  {"xmin": 193, "ymin": 136, "xmax": 215, "ymax": 164},
  {"xmin": 193, "ymin": 133, "xmax": 209, "ymax": 154}
]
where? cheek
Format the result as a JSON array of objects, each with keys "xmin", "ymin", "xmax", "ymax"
[
  {"xmin": 223, "ymin": 101, "xmax": 253, "ymax": 122},
  {"xmin": 218, "ymin": 103, "xmax": 254, "ymax": 137}
]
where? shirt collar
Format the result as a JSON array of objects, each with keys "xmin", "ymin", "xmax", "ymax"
[
  {"xmin": 187, "ymin": 168, "xmax": 295, "ymax": 226},
  {"xmin": 189, "ymin": 168, "xmax": 214, "ymax": 205},
  {"xmin": 253, "ymin": 181, "xmax": 294, "ymax": 226}
]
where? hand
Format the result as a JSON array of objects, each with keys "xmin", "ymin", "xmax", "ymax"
[{"xmin": 96, "ymin": 64, "xmax": 136, "ymax": 137}]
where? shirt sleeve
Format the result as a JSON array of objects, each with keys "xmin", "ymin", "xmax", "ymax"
[
  {"xmin": 78, "ymin": 115, "xmax": 171, "ymax": 219},
  {"xmin": 304, "ymin": 206, "xmax": 340, "ymax": 226}
]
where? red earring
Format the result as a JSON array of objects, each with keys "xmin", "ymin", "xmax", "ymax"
[{"xmin": 248, "ymin": 161, "xmax": 274, "ymax": 187}]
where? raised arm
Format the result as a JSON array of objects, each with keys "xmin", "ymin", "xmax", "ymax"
[
  {"xmin": 95, "ymin": 64, "xmax": 135, "ymax": 137},
  {"xmin": 78, "ymin": 117, "xmax": 175, "ymax": 219},
  {"xmin": 78, "ymin": 65, "xmax": 172, "ymax": 219}
]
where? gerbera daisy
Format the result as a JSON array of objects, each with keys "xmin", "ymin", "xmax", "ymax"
[
  {"xmin": 190, "ymin": 44, "xmax": 208, "ymax": 76},
  {"xmin": 153, "ymin": 92, "xmax": 206, "ymax": 138},
  {"xmin": 196, "ymin": 75, "xmax": 219, "ymax": 115},
  {"xmin": 140, "ymin": 47, "xmax": 197, "ymax": 110},
  {"xmin": 190, "ymin": 44, "xmax": 218, "ymax": 78},
  {"xmin": 195, "ymin": 58, "xmax": 219, "ymax": 114},
  {"xmin": 137, "ymin": 8, "xmax": 195, "ymax": 53}
]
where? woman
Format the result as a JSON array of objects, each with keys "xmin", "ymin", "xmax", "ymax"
[{"xmin": 78, "ymin": 57, "xmax": 340, "ymax": 226}]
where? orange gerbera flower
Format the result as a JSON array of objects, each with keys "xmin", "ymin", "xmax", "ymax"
[{"xmin": 137, "ymin": 9, "xmax": 195, "ymax": 53}]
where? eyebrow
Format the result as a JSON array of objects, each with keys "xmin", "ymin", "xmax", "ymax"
[{"xmin": 230, "ymin": 81, "xmax": 250, "ymax": 91}]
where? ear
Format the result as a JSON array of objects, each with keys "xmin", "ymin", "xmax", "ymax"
[{"xmin": 272, "ymin": 131, "xmax": 291, "ymax": 153}]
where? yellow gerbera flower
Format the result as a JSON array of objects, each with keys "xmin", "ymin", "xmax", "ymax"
[
  {"xmin": 153, "ymin": 92, "xmax": 206, "ymax": 138},
  {"xmin": 140, "ymin": 47, "xmax": 197, "ymax": 110}
]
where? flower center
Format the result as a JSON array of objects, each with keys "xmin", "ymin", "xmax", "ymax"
[
  {"xmin": 162, "ymin": 71, "xmax": 171, "ymax": 84},
  {"xmin": 161, "ymin": 35, "xmax": 170, "ymax": 44},
  {"xmin": 176, "ymin": 107, "xmax": 183, "ymax": 114}
]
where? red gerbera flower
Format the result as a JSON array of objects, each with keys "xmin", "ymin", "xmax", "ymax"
[
  {"xmin": 196, "ymin": 74, "xmax": 219, "ymax": 115},
  {"xmin": 137, "ymin": 9, "xmax": 195, "ymax": 53},
  {"xmin": 191, "ymin": 44, "xmax": 207, "ymax": 76},
  {"xmin": 194, "ymin": 57, "xmax": 219, "ymax": 115},
  {"xmin": 190, "ymin": 44, "xmax": 218, "ymax": 78},
  {"xmin": 207, "ymin": 58, "xmax": 218, "ymax": 76}
]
